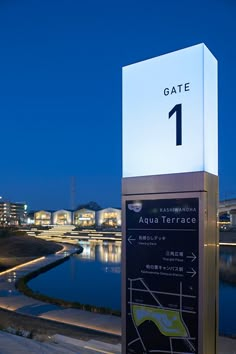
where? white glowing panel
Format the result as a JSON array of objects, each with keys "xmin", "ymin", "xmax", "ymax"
[{"xmin": 122, "ymin": 44, "xmax": 218, "ymax": 177}]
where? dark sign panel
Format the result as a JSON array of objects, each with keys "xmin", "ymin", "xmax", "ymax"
[{"xmin": 125, "ymin": 198, "xmax": 199, "ymax": 354}]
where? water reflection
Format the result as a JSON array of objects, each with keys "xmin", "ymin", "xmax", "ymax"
[
  {"xmin": 77, "ymin": 241, "xmax": 121, "ymax": 264},
  {"xmin": 28, "ymin": 240, "xmax": 122, "ymax": 310},
  {"xmin": 219, "ymin": 246, "xmax": 236, "ymax": 336},
  {"xmin": 220, "ymin": 246, "xmax": 236, "ymax": 283},
  {"xmin": 28, "ymin": 241, "xmax": 236, "ymax": 335},
  {"xmin": 220, "ymin": 246, "xmax": 236, "ymax": 265}
]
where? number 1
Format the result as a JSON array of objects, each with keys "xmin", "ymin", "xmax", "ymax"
[{"xmin": 169, "ymin": 104, "xmax": 182, "ymax": 146}]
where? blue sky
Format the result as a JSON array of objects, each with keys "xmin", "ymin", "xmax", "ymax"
[{"xmin": 0, "ymin": 0, "xmax": 235, "ymax": 210}]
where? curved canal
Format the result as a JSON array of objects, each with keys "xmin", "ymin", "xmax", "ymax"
[
  {"xmin": 29, "ymin": 241, "xmax": 121, "ymax": 311},
  {"xmin": 28, "ymin": 241, "xmax": 236, "ymax": 336}
]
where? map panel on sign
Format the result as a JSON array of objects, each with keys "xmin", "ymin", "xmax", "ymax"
[{"xmin": 125, "ymin": 198, "xmax": 199, "ymax": 354}]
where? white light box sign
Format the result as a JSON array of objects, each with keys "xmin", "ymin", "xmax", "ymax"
[{"xmin": 122, "ymin": 44, "xmax": 218, "ymax": 177}]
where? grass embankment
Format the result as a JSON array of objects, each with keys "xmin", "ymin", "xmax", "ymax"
[{"xmin": 0, "ymin": 229, "xmax": 62, "ymax": 271}]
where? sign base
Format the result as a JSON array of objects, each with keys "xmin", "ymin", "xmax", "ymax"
[{"xmin": 122, "ymin": 171, "xmax": 218, "ymax": 354}]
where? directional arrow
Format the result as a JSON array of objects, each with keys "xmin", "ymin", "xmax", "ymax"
[
  {"xmin": 128, "ymin": 235, "xmax": 136, "ymax": 245},
  {"xmin": 186, "ymin": 268, "xmax": 197, "ymax": 278},
  {"xmin": 186, "ymin": 252, "xmax": 197, "ymax": 262}
]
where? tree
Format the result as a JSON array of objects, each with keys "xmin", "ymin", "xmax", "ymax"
[{"xmin": 75, "ymin": 201, "xmax": 102, "ymax": 211}]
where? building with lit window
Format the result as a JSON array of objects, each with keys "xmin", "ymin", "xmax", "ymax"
[
  {"xmin": 0, "ymin": 200, "xmax": 27, "ymax": 226},
  {"xmin": 34, "ymin": 210, "xmax": 52, "ymax": 226},
  {"xmin": 73, "ymin": 208, "xmax": 95, "ymax": 227},
  {"xmin": 96, "ymin": 208, "xmax": 121, "ymax": 228},
  {"xmin": 53, "ymin": 210, "xmax": 72, "ymax": 225}
]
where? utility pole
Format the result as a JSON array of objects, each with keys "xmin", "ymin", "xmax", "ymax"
[{"xmin": 70, "ymin": 176, "xmax": 76, "ymax": 211}]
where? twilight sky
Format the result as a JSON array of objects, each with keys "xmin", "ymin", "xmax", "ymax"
[{"xmin": 0, "ymin": 0, "xmax": 235, "ymax": 210}]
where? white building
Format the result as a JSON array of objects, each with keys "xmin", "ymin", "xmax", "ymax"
[
  {"xmin": 34, "ymin": 210, "xmax": 52, "ymax": 226},
  {"xmin": 73, "ymin": 208, "xmax": 95, "ymax": 227},
  {"xmin": 53, "ymin": 210, "xmax": 72, "ymax": 225},
  {"xmin": 96, "ymin": 207, "xmax": 121, "ymax": 228}
]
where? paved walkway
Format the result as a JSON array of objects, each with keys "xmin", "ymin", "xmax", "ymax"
[
  {"xmin": 0, "ymin": 330, "xmax": 235, "ymax": 353},
  {"xmin": 0, "ymin": 331, "xmax": 121, "ymax": 353},
  {"xmin": 0, "ymin": 244, "xmax": 235, "ymax": 353}
]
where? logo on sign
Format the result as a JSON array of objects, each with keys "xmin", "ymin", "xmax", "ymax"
[{"xmin": 128, "ymin": 202, "xmax": 142, "ymax": 213}]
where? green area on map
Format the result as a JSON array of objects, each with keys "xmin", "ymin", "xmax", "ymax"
[{"xmin": 132, "ymin": 305, "xmax": 188, "ymax": 337}]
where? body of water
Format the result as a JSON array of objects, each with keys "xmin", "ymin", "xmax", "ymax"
[
  {"xmin": 28, "ymin": 241, "xmax": 236, "ymax": 336},
  {"xmin": 29, "ymin": 241, "xmax": 121, "ymax": 311}
]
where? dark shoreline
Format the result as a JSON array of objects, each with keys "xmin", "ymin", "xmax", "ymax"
[
  {"xmin": 16, "ymin": 245, "xmax": 120, "ymax": 316},
  {"xmin": 0, "ymin": 306, "xmax": 121, "ymax": 343}
]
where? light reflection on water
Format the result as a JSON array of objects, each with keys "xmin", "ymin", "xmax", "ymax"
[
  {"xmin": 80, "ymin": 241, "xmax": 121, "ymax": 264},
  {"xmin": 220, "ymin": 246, "xmax": 236, "ymax": 269},
  {"xmin": 219, "ymin": 246, "xmax": 236, "ymax": 335},
  {"xmin": 28, "ymin": 241, "xmax": 236, "ymax": 335},
  {"xmin": 28, "ymin": 241, "xmax": 122, "ymax": 311}
]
